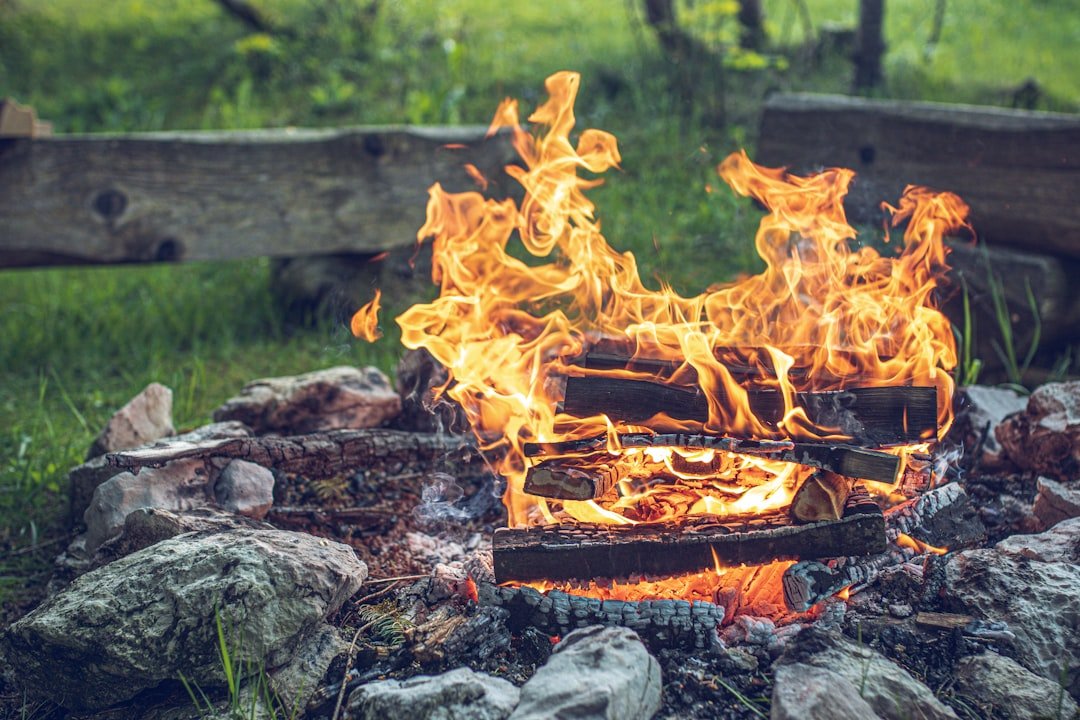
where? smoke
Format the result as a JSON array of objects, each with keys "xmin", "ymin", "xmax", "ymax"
[{"xmin": 413, "ymin": 472, "xmax": 471, "ymax": 525}]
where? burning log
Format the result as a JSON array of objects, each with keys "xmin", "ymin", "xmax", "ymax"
[
  {"xmin": 493, "ymin": 487, "xmax": 885, "ymax": 583},
  {"xmin": 478, "ymin": 583, "xmax": 724, "ymax": 650},
  {"xmin": 523, "ymin": 432, "xmax": 901, "ymax": 484},
  {"xmin": 523, "ymin": 457, "xmax": 622, "ymax": 501},
  {"xmin": 790, "ymin": 471, "xmax": 855, "ymax": 522},
  {"xmin": 559, "ymin": 375, "xmax": 937, "ymax": 446}
]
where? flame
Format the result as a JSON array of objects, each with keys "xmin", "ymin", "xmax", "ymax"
[
  {"xmin": 391, "ymin": 72, "xmax": 966, "ymax": 530},
  {"xmin": 350, "ymin": 289, "xmax": 383, "ymax": 342},
  {"xmin": 896, "ymin": 533, "xmax": 948, "ymax": 555}
]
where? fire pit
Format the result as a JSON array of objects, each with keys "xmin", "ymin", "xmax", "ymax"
[{"xmin": 351, "ymin": 71, "xmax": 970, "ymax": 625}]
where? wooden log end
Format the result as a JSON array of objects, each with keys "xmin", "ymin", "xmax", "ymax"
[{"xmin": 790, "ymin": 471, "xmax": 856, "ymax": 522}]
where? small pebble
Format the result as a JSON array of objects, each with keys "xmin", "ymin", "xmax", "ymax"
[{"xmin": 888, "ymin": 603, "xmax": 913, "ymax": 618}]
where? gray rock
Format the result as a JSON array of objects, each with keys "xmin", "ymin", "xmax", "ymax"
[
  {"xmin": 944, "ymin": 543, "xmax": 1080, "ymax": 697},
  {"xmin": 995, "ymin": 517, "xmax": 1080, "ymax": 563},
  {"xmin": 1, "ymin": 528, "xmax": 366, "ymax": 711},
  {"xmin": 959, "ymin": 385, "xmax": 1028, "ymax": 468},
  {"xmin": 81, "ymin": 457, "xmax": 211, "ymax": 553},
  {"xmin": 213, "ymin": 459, "xmax": 274, "ymax": 519},
  {"xmin": 269, "ymin": 623, "xmax": 347, "ymax": 712},
  {"xmin": 213, "ymin": 366, "xmax": 401, "ymax": 434},
  {"xmin": 348, "ymin": 667, "xmax": 520, "ymax": 720},
  {"xmin": 509, "ymin": 625, "xmax": 662, "ymax": 720},
  {"xmin": 774, "ymin": 627, "xmax": 958, "ymax": 720},
  {"xmin": 772, "ymin": 663, "xmax": 883, "ymax": 720},
  {"xmin": 96, "ymin": 507, "xmax": 268, "ymax": 563},
  {"xmin": 952, "ymin": 651, "xmax": 1077, "ymax": 720},
  {"xmin": 88, "ymin": 382, "xmax": 175, "ymax": 460},
  {"xmin": 1033, "ymin": 476, "xmax": 1080, "ymax": 529},
  {"xmin": 997, "ymin": 381, "xmax": 1080, "ymax": 481},
  {"xmin": 69, "ymin": 421, "xmax": 252, "ymax": 528}
]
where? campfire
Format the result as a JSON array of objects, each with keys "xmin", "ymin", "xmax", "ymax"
[{"xmin": 353, "ymin": 71, "xmax": 970, "ymax": 622}]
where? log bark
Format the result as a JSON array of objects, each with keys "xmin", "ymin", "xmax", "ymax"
[
  {"xmin": 756, "ymin": 93, "xmax": 1080, "ymax": 260},
  {"xmin": 0, "ymin": 126, "xmax": 516, "ymax": 268},
  {"xmin": 479, "ymin": 582, "xmax": 724, "ymax": 650},
  {"xmin": 523, "ymin": 432, "xmax": 901, "ymax": 484},
  {"xmin": 560, "ymin": 375, "xmax": 937, "ymax": 445},
  {"xmin": 523, "ymin": 457, "xmax": 622, "ymax": 501},
  {"xmin": 493, "ymin": 487, "xmax": 885, "ymax": 583},
  {"xmin": 104, "ymin": 428, "xmax": 477, "ymax": 478},
  {"xmin": 790, "ymin": 471, "xmax": 855, "ymax": 522}
]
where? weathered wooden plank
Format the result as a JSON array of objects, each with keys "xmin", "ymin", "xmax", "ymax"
[
  {"xmin": 493, "ymin": 486, "xmax": 885, "ymax": 582},
  {"xmin": 756, "ymin": 93, "xmax": 1080, "ymax": 259},
  {"xmin": 0, "ymin": 125, "xmax": 516, "ymax": 268},
  {"xmin": 559, "ymin": 375, "xmax": 937, "ymax": 445},
  {"xmin": 524, "ymin": 432, "xmax": 901, "ymax": 484}
]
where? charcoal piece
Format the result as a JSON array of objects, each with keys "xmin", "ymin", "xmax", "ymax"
[
  {"xmin": 493, "ymin": 488, "xmax": 885, "ymax": 583},
  {"xmin": 479, "ymin": 584, "xmax": 724, "ymax": 650},
  {"xmin": 885, "ymin": 482, "xmax": 986, "ymax": 549},
  {"xmin": 782, "ymin": 547, "xmax": 915, "ymax": 612},
  {"xmin": 523, "ymin": 432, "xmax": 900, "ymax": 484},
  {"xmin": 559, "ymin": 375, "xmax": 937, "ymax": 445}
]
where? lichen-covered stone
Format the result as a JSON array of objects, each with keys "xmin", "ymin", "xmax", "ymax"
[
  {"xmin": 348, "ymin": 667, "xmax": 520, "ymax": 720},
  {"xmin": 509, "ymin": 625, "xmax": 662, "ymax": 720},
  {"xmin": 952, "ymin": 651, "xmax": 1077, "ymax": 720},
  {"xmin": 944, "ymin": 537, "xmax": 1080, "ymax": 698},
  {"xmin": 774, "ymin": 627, "xmax": 958, "ymax": 720},
  {"xmin": 1, "ymin": 528, "xmax": 366, "ymax": 711},
  {"xmin": 772, "ymin": 663, "xmax": 883, "ymax": 720}
]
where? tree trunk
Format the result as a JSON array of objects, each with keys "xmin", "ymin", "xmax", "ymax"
[
  {"xmin": 853, "ymin": 0, "xmax": 886, "ymax": 91},
  {"xmin": 737, "ymin": 0, "xmax": 765, "ymax": 50}
]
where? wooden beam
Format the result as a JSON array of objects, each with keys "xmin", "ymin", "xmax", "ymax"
[
  {"xmin": 756, "ymin": 93, "xmax": 1080, "ymax": 260},
  {"xmin": 0, "ymin": 126, "xmax": 516, "ymax": 268},
  {"xmin": 523, "ymin": 432, "xmax": 901, "ymax": 484},
  {"xmin": 493, "ymin": 486, "xmax": 885, "ymax": 582},
  {"xmin": 559, "ymin": 375, "xmax": 937, "ymax": 445}
]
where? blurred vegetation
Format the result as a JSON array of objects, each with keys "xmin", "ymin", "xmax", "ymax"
[{"xmin": 0, "ymin": 0, "xmax": 1077, "ymax": 611}]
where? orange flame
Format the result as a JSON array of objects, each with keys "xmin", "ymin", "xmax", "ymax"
[
  {"xmin": 896, "ymin": 533, "xmax": 948, "ymax": 555},
  {"xmin": 391, "ymin": 72, "xmax": 967, "ymax": 529},
  {"xmin": 350, "ymin": 289, "xmax": 383, "ymax": 342}
]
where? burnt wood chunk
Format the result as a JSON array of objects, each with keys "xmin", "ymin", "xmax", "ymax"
[
  {"xmin": 885, "ymin": 482, "xmax": 986, "ymax": 549},
  {"xmin": 523, "ymin": 432, "xmax": 901, "ymax": 484},
  {"xmin": 781, "ymin": 546, "xmax": 914, "ymax": 611},
  {"xmin": 790, "ymin": 471, "xmax": 855, "ymax": 522},
  {"xmin": 523, "ymin": 457, "xmax": 621, "ymax": 501},
  {"xmin": 560, "ymin": 375, "xmax": 937, "ymax": 445},
  {"xmin": 493, "ymin": 487, "xmax": 885, "ymax": 583}
]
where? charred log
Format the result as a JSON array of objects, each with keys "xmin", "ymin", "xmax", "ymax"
[
  {"xmin": 493, "ymin": 487, "xmax": 884, "ymax": 583},
  {"xmin": 523, "ymin": 432, "xmax": 901, "ymax": 484},
  {"xmin": 479, "ymin": 583, "xmax": 724, "ymax": 650},
  {"xmin": 105, "ymin": 428, "xmax": 479, "ymax": 479},
  {"xmin": 523, "ymin": 457, "xmax": 622, "ymax": 500},
  {"xmin": 885, "ymin": 482, "xmax": 986, "ymax": 549},
  {"xmin": 560, "ymin": 375, "xmax": 937, "ymax": 445},
  {"xmin": 782, "ymin": 546, "xmax": 915, "ymax": 611},
  {"xmin": 790, "ymin": 471, "xmax": 855, "ymax": 522}
]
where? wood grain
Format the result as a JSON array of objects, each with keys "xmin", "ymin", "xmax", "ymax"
[
  {"xmin": 756, "ymin": 93, "xmax": 1080, "ymax": 259},
  {"xmin": 0, "ymin": 126, "xmax": 515, "ymax": 267}
]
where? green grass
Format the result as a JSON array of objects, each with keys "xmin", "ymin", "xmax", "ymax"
[{"xmin": 1, "ymin": 0, "xmax": 1078, "ymax": 615}]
